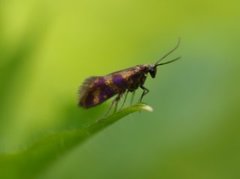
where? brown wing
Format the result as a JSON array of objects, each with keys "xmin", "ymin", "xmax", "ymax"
[
  {"xmin": 105, "ymin": 65, "xmax": 147, "ymax": 91},
  {"xmin": 79, "ymin": 65, "xmax": 147, "ymax": 108},
  {"xmin": 107, "ymin": 65, "xmax": 142, "ymax": 77},
  {"xmin": 78, "ymin": 76, "xmax": 117, "ymax": 108}
]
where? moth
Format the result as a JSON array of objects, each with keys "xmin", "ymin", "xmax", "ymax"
[{"xmin": 78, "ymin": 40, "xmax": 180, "ymax": 113}]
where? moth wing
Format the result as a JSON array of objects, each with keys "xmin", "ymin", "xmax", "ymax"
[
  {"xmin": 78, "ymin": 76, "xmax": 116, "ymax": 108},
  {"xmin": 79, "ymin": 76, "xmax": 98, "ymax": 99}
]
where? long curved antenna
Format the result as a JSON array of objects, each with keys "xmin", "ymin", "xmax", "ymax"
[
  {"xmin": 155, "ymin": 38, "xmax": 181, "ymax": 65},
  {"xmin": 156, "ymin": 56, "xmax": 181, "ymax": 66}
]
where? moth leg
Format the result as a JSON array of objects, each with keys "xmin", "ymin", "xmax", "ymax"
[
  {"xmin": 104, "ymin": 94, "xmax": 122, "ymax": 116},
  {"xmin": 104, "ymin": 99, "xmax": 115, "ymax": 116},
  {"xmin": 119, "ymin": 91, "xmax": 129, "ymax": 110},
  {"xmin": 130, "ymin": 90, "xmax": 136, "ymax": 105},
  {"xmin": 113, "ymin": 93, "xmax": 122, "ymax": 113},
  {"xmin": 139, "ymin": 85, "xmax": 149, "ymax": 102}
]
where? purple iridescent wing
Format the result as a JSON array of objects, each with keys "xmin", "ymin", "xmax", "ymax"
[
  {"xmin": 107, "ymin": 65, "xmax": 146, "ymax": 90},
  {"xmin": 78, "ymin": 76, "xmax": 116, "ymax": 108},
  {"xmin": 78, "ymin": 65, "xmax": 147, "ymax": 108}
]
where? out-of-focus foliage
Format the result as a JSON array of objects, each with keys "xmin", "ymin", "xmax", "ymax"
[{"xmin": 0, "ymin": 0, "xmax": 239, "ymax": 179}]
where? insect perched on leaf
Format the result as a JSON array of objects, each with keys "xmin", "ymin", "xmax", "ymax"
[{"xmin": 78, "ymin": 40, "xmax": 180, "ymax": 114}]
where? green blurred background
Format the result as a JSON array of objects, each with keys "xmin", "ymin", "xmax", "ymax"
[{"xmin": 0, "ymin": 0, "xmax": 240, "ymax": 178}]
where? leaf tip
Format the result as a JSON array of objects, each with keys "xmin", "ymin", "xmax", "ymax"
[
  {"xmin": 138, "ymin": 103, "xmax": 153, "ymax": 112},
  {"xmin": 141, "ymin": 104, "xmax": 153, "ymax": 112}
]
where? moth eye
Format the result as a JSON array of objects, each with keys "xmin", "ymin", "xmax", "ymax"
[{"xmin": 150, "ymin": 68, "xmax": 154, "ymax": 73}]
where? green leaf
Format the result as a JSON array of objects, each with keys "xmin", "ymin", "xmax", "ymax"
[{"xmin": 0, "ymin": 103, "xmax": 153, "ymax": 179}]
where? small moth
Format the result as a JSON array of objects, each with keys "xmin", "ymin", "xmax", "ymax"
[{"xmin": 78, "ymin": 40, "xmax": 180, "ymax": 113}]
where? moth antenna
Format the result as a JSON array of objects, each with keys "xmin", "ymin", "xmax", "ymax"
[
  {"xmin": 155, "ymin": 38, "xmax": 181, "ymax": 66},
  {"xmin": 156, "ymin": 56, "xmax": 181, "ymax": 66}
]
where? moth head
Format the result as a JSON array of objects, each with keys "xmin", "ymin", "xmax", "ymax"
[{"xmin": 149, "ymin": 65, "xmax": 157, "ymax": 78}]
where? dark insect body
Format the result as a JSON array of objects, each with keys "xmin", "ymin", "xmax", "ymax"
[{"xmin": 78, "ymin": 40, "xmax": 180, "ymax": 112}]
